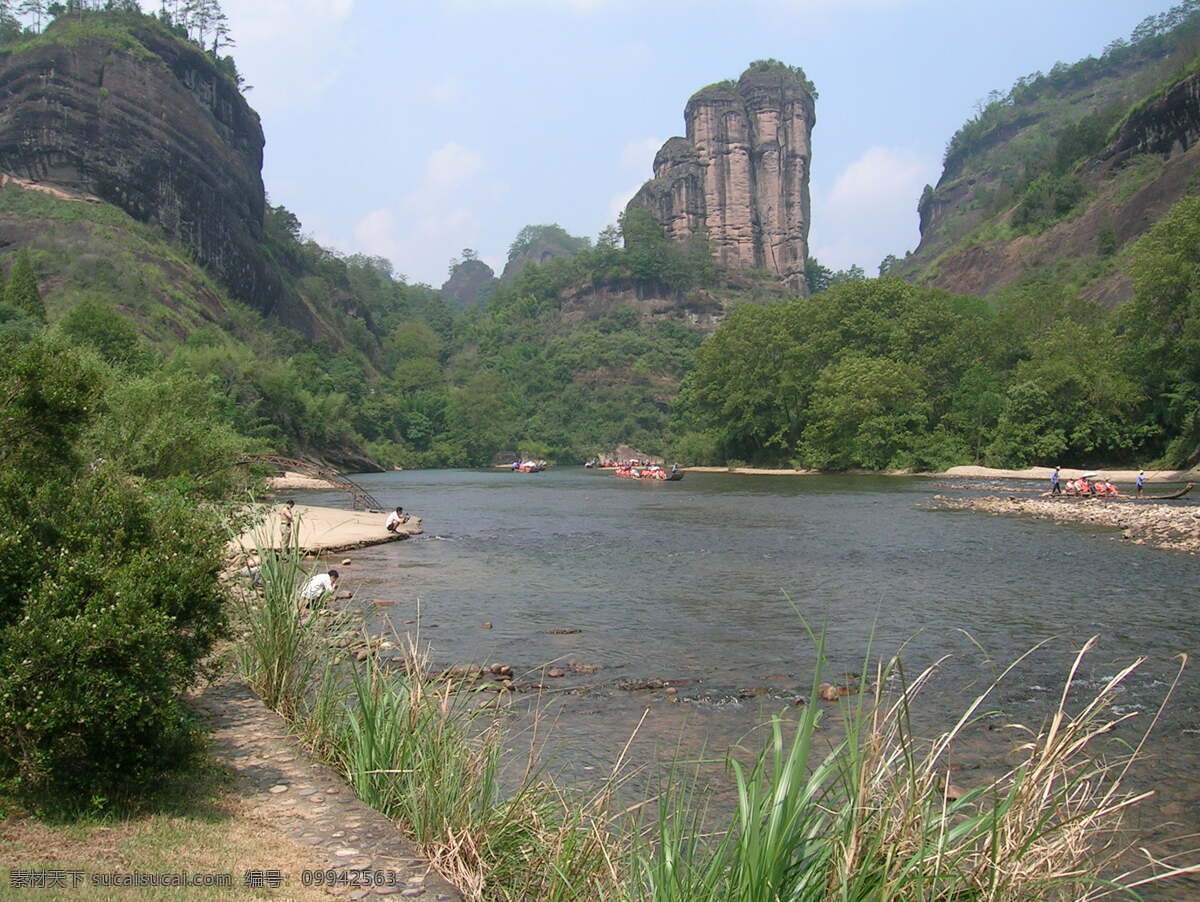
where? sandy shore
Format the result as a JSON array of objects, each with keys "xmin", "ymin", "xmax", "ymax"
[
  {"xmin": 268, "ymin": 471, "xmax": 340, "ymax": 491},
  {"xmin": 230, "ymin": 504, "xmax": 421, "ymax": 557},
  {"xmin": 682, "ymin": 464, "xmax": 1200, "ymax": 482},
  {"xmin": 931, "ymin": 494, "xmax": 1200, "ymax": 554}
]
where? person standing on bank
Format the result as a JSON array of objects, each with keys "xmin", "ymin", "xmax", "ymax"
[
  {"xmin": 1050, "ymin": 466, "xmax": 1061, "ymax": 495},
  {"xmin": 1136, "ymin": 470, "xmax": 1146, "ymax": 497},
  {"xmin": 280, "ymin": 499, "xmax": 295, "ymax": 552}
]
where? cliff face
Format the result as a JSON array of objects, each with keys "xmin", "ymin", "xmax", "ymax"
[
  {"xmin": 627, "ymin": 63, "xmax": 815, "ymax": 292},
  {"xmin": 899, "ymin": 60, "xmax": 1200, "ymax": 304},
  {"xmin": 0, "ymin": 17, "xmax": 281, "ymax": 314},
  {"xmin": 1103, "ymin": 69, "xmax": 1200, "ymax": 164}
]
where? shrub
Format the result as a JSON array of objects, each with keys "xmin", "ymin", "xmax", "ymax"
[
  {"xmin": 0, "ymin": 471, "xmax": 227, "ymax": 804},
  {"xmin": 0, "ymin": 338, "xmax": 229, "ymax": 806}
]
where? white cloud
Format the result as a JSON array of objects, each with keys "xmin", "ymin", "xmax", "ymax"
[
  {"xmin": 221, "ymin": 0, "xmax": 355, "ymax": 110},
  {"xmin": 426, "ymin": 142, "xmax": 485, "ymax": 190},
  {"xmin": 420, "ymin": 78, "xmax": 465, "ymax": 107},
  {"xmin": 352, "ymin": 208, "xmax": 399, "ymax": 255},
  {"xmin": 810, "ymin": 146, "xmax": 937, "ymax": 273},
  {"xmin": 608, "ymin": 184, "xmax": 641, "ymax": 223},
  {"xmin": 345, "ymin": 144, "xmax": 490, "ymax": 284},
  {"xmin": 619, "ymin": 137, "xmax": 662, "ymax": 171}
]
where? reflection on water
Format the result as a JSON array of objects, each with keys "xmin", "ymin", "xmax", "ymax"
[{"xmin": 300, "ymin": 469, "xmax": 1200, "ymax": 897}]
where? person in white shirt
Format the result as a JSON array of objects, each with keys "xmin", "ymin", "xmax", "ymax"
[
  {"xmin": 384, "ymin": 507, "xmax": 409, "ymax": 532},
  {"xmin": 300, "ymin": 569, "xmax": 338, "ymax": 604}
]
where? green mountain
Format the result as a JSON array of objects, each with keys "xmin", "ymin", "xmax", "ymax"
[
  {"xmin": 894, "ymin": 1, "xmax": 1200, "ymax": 304},
  {"xmin": 0, "ymin": 9, "xmax": 721, "ymax": 469},
  {"xmin": 7, "ymin": 7, "xmax": 1200, "ymax": 475}
]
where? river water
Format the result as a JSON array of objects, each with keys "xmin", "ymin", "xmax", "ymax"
[{"xmin": 297, "ymin": 468, "xmax": 1200, "ymax": 895}]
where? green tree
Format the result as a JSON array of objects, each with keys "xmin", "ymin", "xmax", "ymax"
[
  {"xmin": 0, "ymin": 339, "xmax": 229, "ymax": 804},
  {"xmin": 985, "ymin": 381, "xmax": 1068, "ymax": 466},
  {"xmin": 84, "ymin": 370, "xmax": 252, "ymax": 497},
  {"xmin": 57, "ymin": 300, "xmax": 154, "ymax": 371},
  {"xmin": 680, "ymin": 302, "xmax": 808, "ymax": 461},
  {"xmin": 5, "ymin": 252, "xmax": 45, "ymax": 323},
  {"xmin": 943, "ymin": 365, "xmax": 1005, "ymax": 463},
  {"xmin": 1120, "ymin": 194, "xmax": 1200, "ymax": 463},
  {"xmin": 805, "ymin": 256, "xmax": 833, "ymax": 294},
  {"xmin": 446, "ymin": 371, "xmax": 518, "ymax": 464},
  {"xmin": 799, "ymin": 354, "xmax": 929, "ymax": 470},
  {"xmin": 388, "ymin": 320, "xmax": 442, "ymax": 363}
]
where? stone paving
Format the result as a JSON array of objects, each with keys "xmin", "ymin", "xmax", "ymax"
[{"xmin": 191, "ymin": 677, "xmax": 462, "ymax": 902}]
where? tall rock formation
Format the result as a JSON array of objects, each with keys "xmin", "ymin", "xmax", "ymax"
[
  {"xmin": 0, "ymin": 14, "xmax": 281, "ymax": 315},
  {"xmin": 627, "ymin": 61, "xmax": 815, "ymax": 292},
  {"xmin": 441, "ymin": 257, "xmax": 496, "ymax": 310},
  {"xmin": 500, "ymin": 223, "xmax": 589, "ymax": 283}
]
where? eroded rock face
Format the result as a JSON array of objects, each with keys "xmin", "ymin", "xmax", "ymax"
[
  {"xmin": 0, "ymin": 19, "xmax": 280, "ymax": 313},
  {"xmin": 1103, "ymin": 69, "xmax": 1200, "ymax": 164},
  {"xmin": 441, "ymin": 258, "xmax": 496, "ymax": 310},
  {"xmin": 628, "ymin": 64, "xmax": 815, "ymax": 291}
]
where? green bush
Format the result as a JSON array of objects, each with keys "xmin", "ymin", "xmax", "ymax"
[
  {"xmin": 1011, "ymin": 173, "xmax": 1086, "ymax": 231},
  {"xmin": 0, "ymin": 339, "xmax": 228, "ymax": 806}
]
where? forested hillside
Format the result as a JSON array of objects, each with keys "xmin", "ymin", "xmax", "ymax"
[
  {"xmin": 675, "ymin": 194, "xmax": 1200, "ymax": 470},
  {"xmin": 4, "ymin": 4, "xmax": 1200, "ymax": 476},
  {"xmin": 894, "ymin": 0, "xmax": 1200, "ymax": 304}
]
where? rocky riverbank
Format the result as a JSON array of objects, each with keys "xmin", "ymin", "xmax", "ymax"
[
  {"xmin": 682, "ymin": 464, "xmax": 1200, "ymax": 483},
  {"xmin": 931, "ymin": 494, "xmax": 1200, "ymax": 553}
]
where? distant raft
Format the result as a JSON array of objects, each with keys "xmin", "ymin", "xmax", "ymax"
[
  {"xmin": 511, "ymin": 459, "xmax": 547, "ymax": 473},
  {"xmin": 612, "ymin": 463, "xmax": 684, "ymax": 482}
]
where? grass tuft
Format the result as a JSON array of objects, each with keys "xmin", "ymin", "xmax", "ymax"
[{"xmin": 625, "ymin": 632, "xmax": 1198, "ymax": 901}]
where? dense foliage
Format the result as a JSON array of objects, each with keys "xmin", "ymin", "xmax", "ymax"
[
  {"xmin": 943, "ymin": 0, "xmax": 1200, "ymax": 170},
  {"xmin": 671, "ymin": 214, "xmax": 1200, "ymax": 470},
  {"xmin": 0, "ymin": 2, "xmax": 240, "ymax": 84},
  {"xmin": 0, "ymin": 335, "xmax": 247, "ymax": 806}
]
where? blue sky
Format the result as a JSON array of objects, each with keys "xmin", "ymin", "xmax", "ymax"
[{"xmin": 218, "ymin": 0, "xmax": 1177, "ymax": 286}]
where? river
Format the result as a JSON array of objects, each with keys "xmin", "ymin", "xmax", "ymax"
[{"xmin": 296, "ymin": 468, "xmax": 1200, "ymax": 896}]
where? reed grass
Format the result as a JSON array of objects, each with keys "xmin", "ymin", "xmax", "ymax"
[
  {"xmin": 232, "ymin": 513, "xmax": 354, "ymax": 719},
  {"xmin": 230, "ymin": 535, "xmax": 1196, "ymax": 900},
  {"xmin": 625, "ymin": 635, "xmax": 1197, "ymax": 902},
  {"xmin": 307, "ymin": 636, "xmax": 624, "ymax": 901}
]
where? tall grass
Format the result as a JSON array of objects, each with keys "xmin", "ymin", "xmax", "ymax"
[
  {"xmin": 231, "ymin": 517, "xmax": 622, "ymax": 900},
  {"xmin": 306, "ymin": 636, "xmax": 623, "ymax": 901},
  {"xmin": 232, "ymin": 513, "xmax": 353, "ymax": 719},
  {"xmin": 230, "ymin": 537, "xmax": 1196, "ymax": 900},
  {"xmin": 625, "ymin": 636, "xmax": 1197, "ymax": 901}
]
